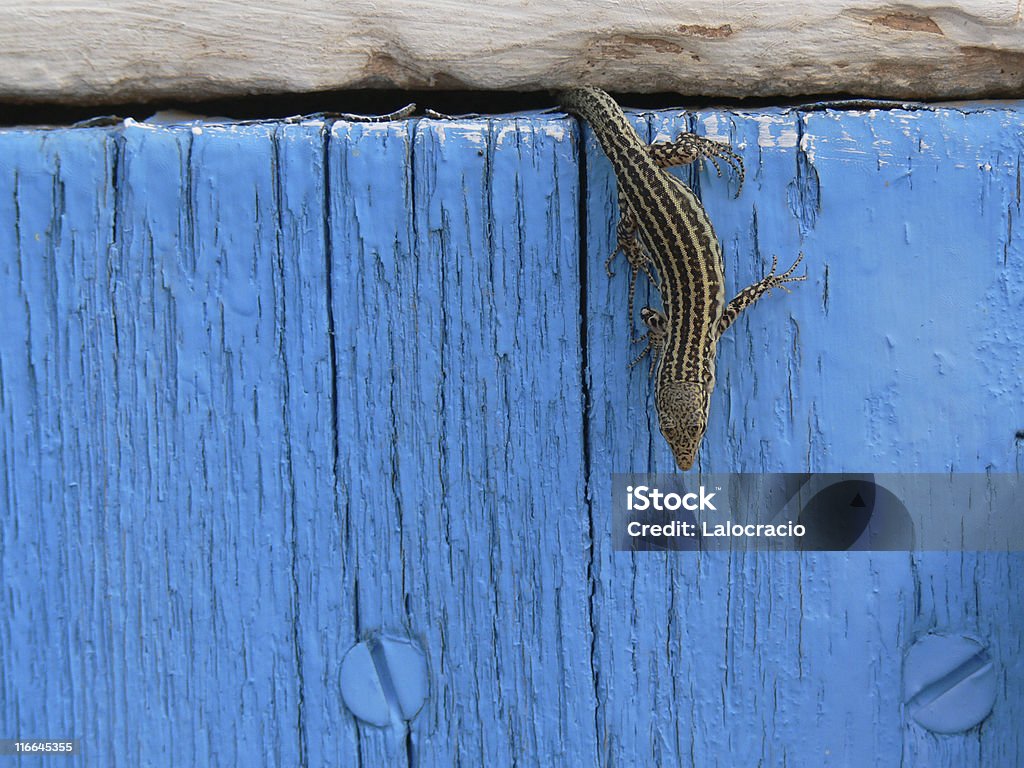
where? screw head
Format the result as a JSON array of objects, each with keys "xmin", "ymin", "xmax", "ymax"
[
  {"xmin": 340, "ymin": 634, "xmax": 428, "ymax": 728},
  {"xmin": 903, "ymin": 633, "xmax": 997, "ymax": 733}
]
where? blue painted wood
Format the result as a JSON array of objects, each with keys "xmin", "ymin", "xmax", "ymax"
[
  {"xmin": 1, "ymin": 103, "xmax": 1022, "ymax": 766},
  {"xmin": 327, "ymin": 115, "xmax": 595, "ymax": 764},
  {"xmin": 113, "ymin": 122, "xmax": 306, "ymax": 766},
  {"xmin": 0, "ymin": 128, "xmax": 119, "ymax": 764},
  {"xmin": 272, "ymin": 122, "xmax": 348, "ymax": 766},
  {"xmin": 583, "ymin": 104, "xmax": 1024, "ymax": 767}
]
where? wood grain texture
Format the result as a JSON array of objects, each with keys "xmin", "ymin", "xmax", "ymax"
[
  {"xmin": 2, "ymin": 1, "xmax": 1024, "ymax": 103},
  {"xmin": 1, "ymin": 104, "xmax": 1023, "ymax": 766}
]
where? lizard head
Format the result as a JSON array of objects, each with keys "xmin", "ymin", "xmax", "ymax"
[{"xmin": 655, "ymin": 379, "xmax": 712, "ymax": 471}]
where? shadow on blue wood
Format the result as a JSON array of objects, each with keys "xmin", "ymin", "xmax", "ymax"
[{"xmin": 0, "ymin": 104, "xmax": 1021, "ymax": 766}]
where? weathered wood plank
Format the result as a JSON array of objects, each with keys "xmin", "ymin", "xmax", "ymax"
[
  {"xmin": 0, "ymin": 122, "xmax": 333, "ymax": 765},
  {"xmin": 374, "ymin": 115, "xmax": 592, "ymax": 763},
  {"xmin": 0, "ymin": 127, "xmax": 120, "ymax": 762},
  {"xmin": 272, "ymin": 121, "xmax": 353, "ymax": 766},
  {"xmin": 324, "ymin": 114, "xmax": 594, "ymax": 763},
  {"xmin": 328, "ymin": 117, "xmax": 427, "ymax": 763},
  {"xmin": 583, "ymin": 103, "xmax": 1024, "ymax": 766},
  {"xmin": 112, "ymin": 121, "xmax": 304, "ymax": 765},
  {"xmin": 2, "ymin": 1, "xmax": 1024, "ymax": 104}
]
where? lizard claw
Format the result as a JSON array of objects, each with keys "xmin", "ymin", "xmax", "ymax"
[
  {"xmin": 778, "ymin": 252, "xmax": 806, "ymax": 281},
  {"xmin": 766, "ymin": 253, "xmax": 807, "ymax": 292},
  {"xmin": 694, "ymin": 134, "xmax": 745, "ymax": 193}
]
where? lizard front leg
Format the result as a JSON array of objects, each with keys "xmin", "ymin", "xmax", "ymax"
[
  {"xmin": 717, "ymin": 253, "xmax": 807, "ymax": 336},
  {"xmin": 647, "ymin": 134, "xmax": 745, "ymax": 194}
]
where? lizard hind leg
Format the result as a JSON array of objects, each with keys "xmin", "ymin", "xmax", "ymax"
[
  {"xmin": 628, "ymin": 307, "xmax": 668, "ymax": 377},
  {"xmin": 628, "ymin": 338, "xmax": 654, "ymax": 370},
  {"xmin": 606, "ymin": 203, "xmax": 640, "ymax": 277},
  {"xmin": 627, "ymin": 259, "xmax": 659, "ymax": 343},
  {"xmin": 604, "ymin": 244, "xmax": 621, "ymax": 278},
  {"xmin": 623, "ymin": 243, "xmax": 659, "ymax": 340},
  {"xmin": 609, "ymin": 204, "xmax": 658, "ymax": 337},
  {"xmin": 606, "ymin": 204, "xmax": 638, "ymax": 276}
]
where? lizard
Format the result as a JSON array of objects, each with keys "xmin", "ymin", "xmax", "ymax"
[
  {"xmin": 559, "ymin": 87, "xmax": 805, "ymax": 470},
  {"xmin": 608, "ymin": 124, "xmax": 745, "ymax": 340}
]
